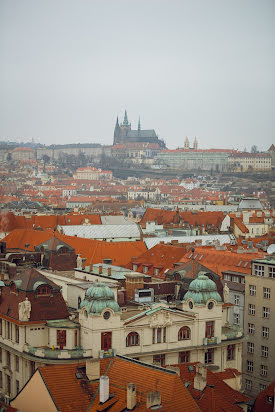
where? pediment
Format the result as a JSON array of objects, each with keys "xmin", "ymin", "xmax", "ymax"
[{"xmin": 124, "ymin": 307, "xmax": 194, "ymax": 328}]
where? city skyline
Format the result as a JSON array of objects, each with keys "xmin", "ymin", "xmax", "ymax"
[{"xmin": 0, "ymin": 0, "xmax": 274, "ymax": 150}]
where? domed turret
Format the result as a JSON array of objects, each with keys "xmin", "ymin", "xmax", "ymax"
[
  {"xmin": 80, "ymin": 282, "xmax": 120, "ymax": 314},
  {"xmin": 183, "ymin": 274, "xmax": 222, "ymax": 305}
]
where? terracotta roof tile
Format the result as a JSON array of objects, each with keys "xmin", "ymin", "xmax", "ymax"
[{"xmin": 254, "ymin": 379, "xmax": 275, "ymax": 412}]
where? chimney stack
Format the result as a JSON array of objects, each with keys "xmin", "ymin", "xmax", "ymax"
[
  {"xmin": 193, "ymin": 363, "xmax": 207, "ymax": 391},
  {"xmin": 127, "ymin": 383, "xmax": 136, "ymax": 410},
  {"xmin": 99, "ymin": 265, "xmax": 102, "ymax": 274},
  {"xmin": 108, "ymin": 267, "xmax": 112, "ymax": 276},
  {"xmin": 99, "ymin": 376, "xmax": 109, "ymax": 403}
]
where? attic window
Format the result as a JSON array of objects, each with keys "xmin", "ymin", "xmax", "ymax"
[
  {"xmin": 188, "ymin": 253, "xmax": 193, "ymax": 259},
  {"xmin": 244, "ymin": 262, "xmax": 248, "ymax": 268},
  {"xmin": 237, "ymin": 261, "xmax": 243, "ymax": 267},
  {"xmin": 36, "ymin": 285, "xmax": 52, "ymax": 296},
  {"xmin": 198, "ymin": 255, "xmax": 203, "ymax": 260},
  {"xmin": 133, "ymin": 264, "xmax": 138, "ymax": 271},
  {"xmin": 143, "ymin": 266, "xmax": 148, "ymax": 274}
]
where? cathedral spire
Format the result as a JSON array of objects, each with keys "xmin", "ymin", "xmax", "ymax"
[
  {"xmin": 123, "ymin": 110, "xmax": 129, "ymax": 125},
  {"xmin": 138, "ymin": 116, "xmax": 141, "ymax": 131}
]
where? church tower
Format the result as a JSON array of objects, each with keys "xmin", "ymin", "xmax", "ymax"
[
  {"xmin": 184, "ymin": 137, "xmax": 190, "ymax": 150},
  {"xmin": 193, "ymin": 136, "xmax": 198, "ymax": 150},
  {"xmin": 113, "ymin": 116, "xmax": 120, "ymax": 145}
]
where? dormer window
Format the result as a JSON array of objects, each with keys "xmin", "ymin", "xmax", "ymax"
[
  {"xmin": 143, "ymin": 266, "xmax": 148, "ymax": 274},
  {"xmin": 132, "ymin": 264, "xmax": 138, "ymax": 271},
  {"xmin": 36, "ymin": 285, "xmax": 52, "ymax": 296}
]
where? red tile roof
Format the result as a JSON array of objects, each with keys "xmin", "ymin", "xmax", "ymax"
[
  {"xmin": 3, "ymin": 229, "xmax": 147, "ymax": 267},
  {"xmin": 125, "ymin": 243, "xmax": 190, "ymax": 279},
  {"xmin": 0, "ymin": 268, "xmax": 69, "ymax": 322},
  {"xmin": 254, "ymin": 379, "xmax": 275, "ymax": 412},
  {"xmin": 168, "ymin": 363, "xmax": 249, "ymax": 412}
]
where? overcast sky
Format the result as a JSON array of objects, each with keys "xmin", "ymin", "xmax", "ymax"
[{"xmin": 0, "ymin": 0, "xmax": 274, "ymax": 150}]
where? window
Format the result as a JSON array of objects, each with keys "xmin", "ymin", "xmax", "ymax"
[
  {"xmin": 254, "ymin": 264, "xmax": 264, "ymax": 276},
  {"xmin": 245, "ymin": 379, "xmax": 252, "ymax": 391},
  {"xmin": 126, "ymin": 332, "xmax": 140, "ymax": 347},
  {"xmin": 262, "ymin": 327, "xmax": 269, "ymax": 338},
  {"xmin": 233, "ymin": 313, "xmax": 240, "ymax": 325},
  {"xmin": 77, "ymin": 296, "xmax": 81, "ymax": 309},
  {"xmin": 179, "ymin": 351, "xmax": 190, "ymax": 363},
  {"xmin": 57, "ymin": 330, "xmax": 66, "ymax": 349},
  {"xmin": 268, "ymin": 266, "xmax": 275, "ymax": 278},
  {"xmin": 178, "ymin": 326, "xmax": 191, "ymax": 341},
  {"xmin": 16, "ymin": 380, "xmax": 19, "ymax": 394},
  {"xmin": 205, "ymin": 348, "xmax": 214, "ymax": 364},
  {"xmin": 227, "ymin": 344, "xmax": 235, "ymax": 360},
  {"xmin": 234, "ymin": 295, "xmax": 240, "ymax": 305},
  {"xmin": 154, "ymin": 268, "xmax": 159, "ymax": 276},
  {"xmin": 205, "ymin": 321, "xmax": 214, "ymax": 338},
  {"xmin": 0, "ymin": 319, "xmax": 2, "ymax": 336},
  {"xmin": 36, "ymin": 284, "xmax": 52, "ymax": 296},
  {"xmin": 263, "ymin": 287, "xmax": 270, "ymax": 299},
  {"xmin": 132, "ymin": 264, "xmax": 137, "ymax": 271},
  {"xmin": 260, "ymin": 365, "xmax": 268, "ymax": 377},
  {"xmin": 152, "ymin": 328, "xmax": 155, "ymax": 344},
  {"xmin": 163, "ymin": 327, "xmax": 166, "ymax": 343},
  {"xmin": 247, "ymin": 342, "xmax": 254, "ymax": 353},
  {"xmin": 247, "ymin": 360, "xmax": 253, "ymax": 372},
  {"xmin": 7, "ymin": 351, "xmax": 10, "ymax": 368},
  {"xmin": 248, "ymin": 304, "xmax": 255, "ymax": 315},
  {"xmin": 0, "ymin": 348, "xmax": 2, "ymax": 362},
  {"xmin": 6, "ymin": 375, "xmax": 11, "ymax": 395},
  {"xmin": 143, "ymin": 266, "xmax": 148, "ymax": 274},
  {"xmin": 261, "ymin": 346, "xmax": 268, "ymax": 358},
  {"xmin": 153, "ymin": 354, "xmax": 165, "ymax": 367},
  {"xmin": 260, "ymin": 384, "xmax": 267, "ymax": 392},
  {"xmin": 0, "ymin": 371, "xmax": 2, "ymax": 388},
  {"xmin": 157, "ymin": 328, "xmax": 162, "ymax": 343},
  {"xmin": 249, "ymin": 285, "xmax": 256, "ymax": 296},
  {"xmin": 248, "ymin": 323, "xmax": 255, "ymax": 334},
  {"xmin": 15, "ymin": 325, "xmax": 19, "ymax": 344},
  {"xmin": 263, "ymin": 307, "xmax": 270, "ymax": 318},
  {"xmin": 16, "ymin": 355, "xmax": 19, "ymax": 372}
]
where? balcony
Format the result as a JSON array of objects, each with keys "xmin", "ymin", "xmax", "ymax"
[
  {"xmin": 222, "ymin": 324, "xmax": 244, "ymax": 341},
  {"xmin": 23, "ymin": 344, "xmax": 92, "ymax": 360},
  {"xmin": 203, "ymin": 337, "xmax": 218, "ymax": 346}
]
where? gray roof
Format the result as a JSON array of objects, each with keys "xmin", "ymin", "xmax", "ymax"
[
  {"xmin": 144, "ymin": 234, "xmax": 233, "ymax": 249},
  {"xmin": 58, "ymin": 224, "xmax": 141, "ymax": 240},
  {"xmin": 100, "ymin": 215, "xmax": 135, "ymax": 225},
  {"xmin": 238, "ymin": 198, "xmax": 263, "ymax": 210},
  {"xmin": 126, "ymin": 130, "xmax": 157, "ymax": 138}
]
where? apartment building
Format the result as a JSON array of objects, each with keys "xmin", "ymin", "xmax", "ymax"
[{"xmin": 243, "ymin": 256, "xmax": 275, "ymax": 397}]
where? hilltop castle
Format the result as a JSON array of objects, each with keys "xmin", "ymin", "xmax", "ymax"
[{"xmin": 113, "ymin": 111, "xmax": 165, "ymax": 147}]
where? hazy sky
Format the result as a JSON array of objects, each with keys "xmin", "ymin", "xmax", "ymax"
[{"xmin": 0, "ymin": 0, "xmax": 274, "ymax": 150}]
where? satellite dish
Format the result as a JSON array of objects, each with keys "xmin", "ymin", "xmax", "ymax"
[{"xmin": 267, "ymin": 244, "xmax": 275, "ymax": 255}]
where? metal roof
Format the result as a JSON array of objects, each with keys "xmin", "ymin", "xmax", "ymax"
[
  {"xmin": 144, "ymin": 234, "xmax": 233, "ymax": 249},
  {"xmin": 100, "ymin": 215, "xmax": 135, "ymax": 225},
  {"xmin": 58, "ymin": 224, "xmax": 141, "ymax": 240}
]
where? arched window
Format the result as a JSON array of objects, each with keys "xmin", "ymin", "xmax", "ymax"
[
  {"xmin": 126, "ymin": 332, "xmax": 140, "ymax": 347},
  {"xmin": 78, "ymin": 296, "xmax": 82, "ymax": 309},
  {"xmin": 178, "ymin": 326, "xmax": 191, "ymax": 341}
]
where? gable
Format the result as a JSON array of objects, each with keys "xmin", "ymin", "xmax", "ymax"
[
  {"xmin": 124, "ymin": 307, "xmax": 194, "ymax": 328},
  {"xmin": 10, "ymin": 370, "xmax": 57, "ymax": 412}
]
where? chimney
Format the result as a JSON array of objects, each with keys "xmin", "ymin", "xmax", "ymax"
[
  {"xmin": 127, "ymin": 383, "xmax": 136, "ymax": 410},
  {"xmin": 108, "ymin": 267, "xmax": 112, "ymax": 276},
  {"xmin": 99, "ymin": 265, "xmax": 102, "ymax": 274},
  {"xmin": 86, "ymin": 359, "xmax": 100, "ymax": 381},
  {"xmin": 193, "ymin": 363, "xmax": 207, "ymax": 391},
  {"xmin": 146, "ymin": 391, "xmax": 161, "ymax": 409},
  {"xmin": 99, "ymin": 376, "xmax": 109, "ymax": 403},
  {"xmin": 90, "ymin": 264, "xmax": 93, "ymax": 272}
]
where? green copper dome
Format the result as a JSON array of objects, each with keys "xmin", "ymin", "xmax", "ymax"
[
  {"xmin": 80, "ymin": 282, "xmax": 120, "ymax": 314},
  {"xmin": 183, "ymin": 274, "xmax": 222, "ymax": 305}
]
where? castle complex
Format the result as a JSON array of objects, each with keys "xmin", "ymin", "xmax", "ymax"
[{"xmin": 113, "ymin": 111, "xmax": 165, "ymax": 147}]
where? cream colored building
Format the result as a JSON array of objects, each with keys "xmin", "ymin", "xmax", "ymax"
[
  {"xmin": 73, "ymin": 166, "xmax": 112, "ymax": 180},
  {"xmin": 228, "ymin": 152, "xmax": 272, "ymax": 171},
  {"xmin": 242, "ymin": 256, "xmax": 275, "ymax": 397},
  {"xmin": 79, "ymin": 275, "xmax": 244, "ymax": 372}
]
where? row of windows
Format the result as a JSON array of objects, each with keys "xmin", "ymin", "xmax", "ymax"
[
  {"xmin": 247, "ymin": 361, "xmax": 268, "ymax": 376},
  {"xmin": 253, "ymin": 265, "xmax": 275, "ymax": 278},
  {"xmin": 0, "ymin": 320, "xmax": 20, "ymax": 343},
  {"xmin": 245, "ymin": 380, "xmax": 273, "ymax": 398},
  {"xmin": 249, "ymin": 285, "xmax": 271, "ymax": 298},
  {"xmin": 247, "ymin": 343, "xmax": 269, "ymax": 357},
  {"xmin": 151, "ymin": 345, "xmax": 235, "ymax": 367},
  {"xmin": 248, "ymin": 304, "xmax": 271, "ymax": 318},
  {"xmin": 0, "ymin": 349, "xmax": 20, "ymax": 372},
  {"xmin": 126, "ymin": 324, "xmax": 215, "ymax": 347},
  {"xmin": 248, "ymin": 324, "xmax": 269, "ymax": 338}
]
